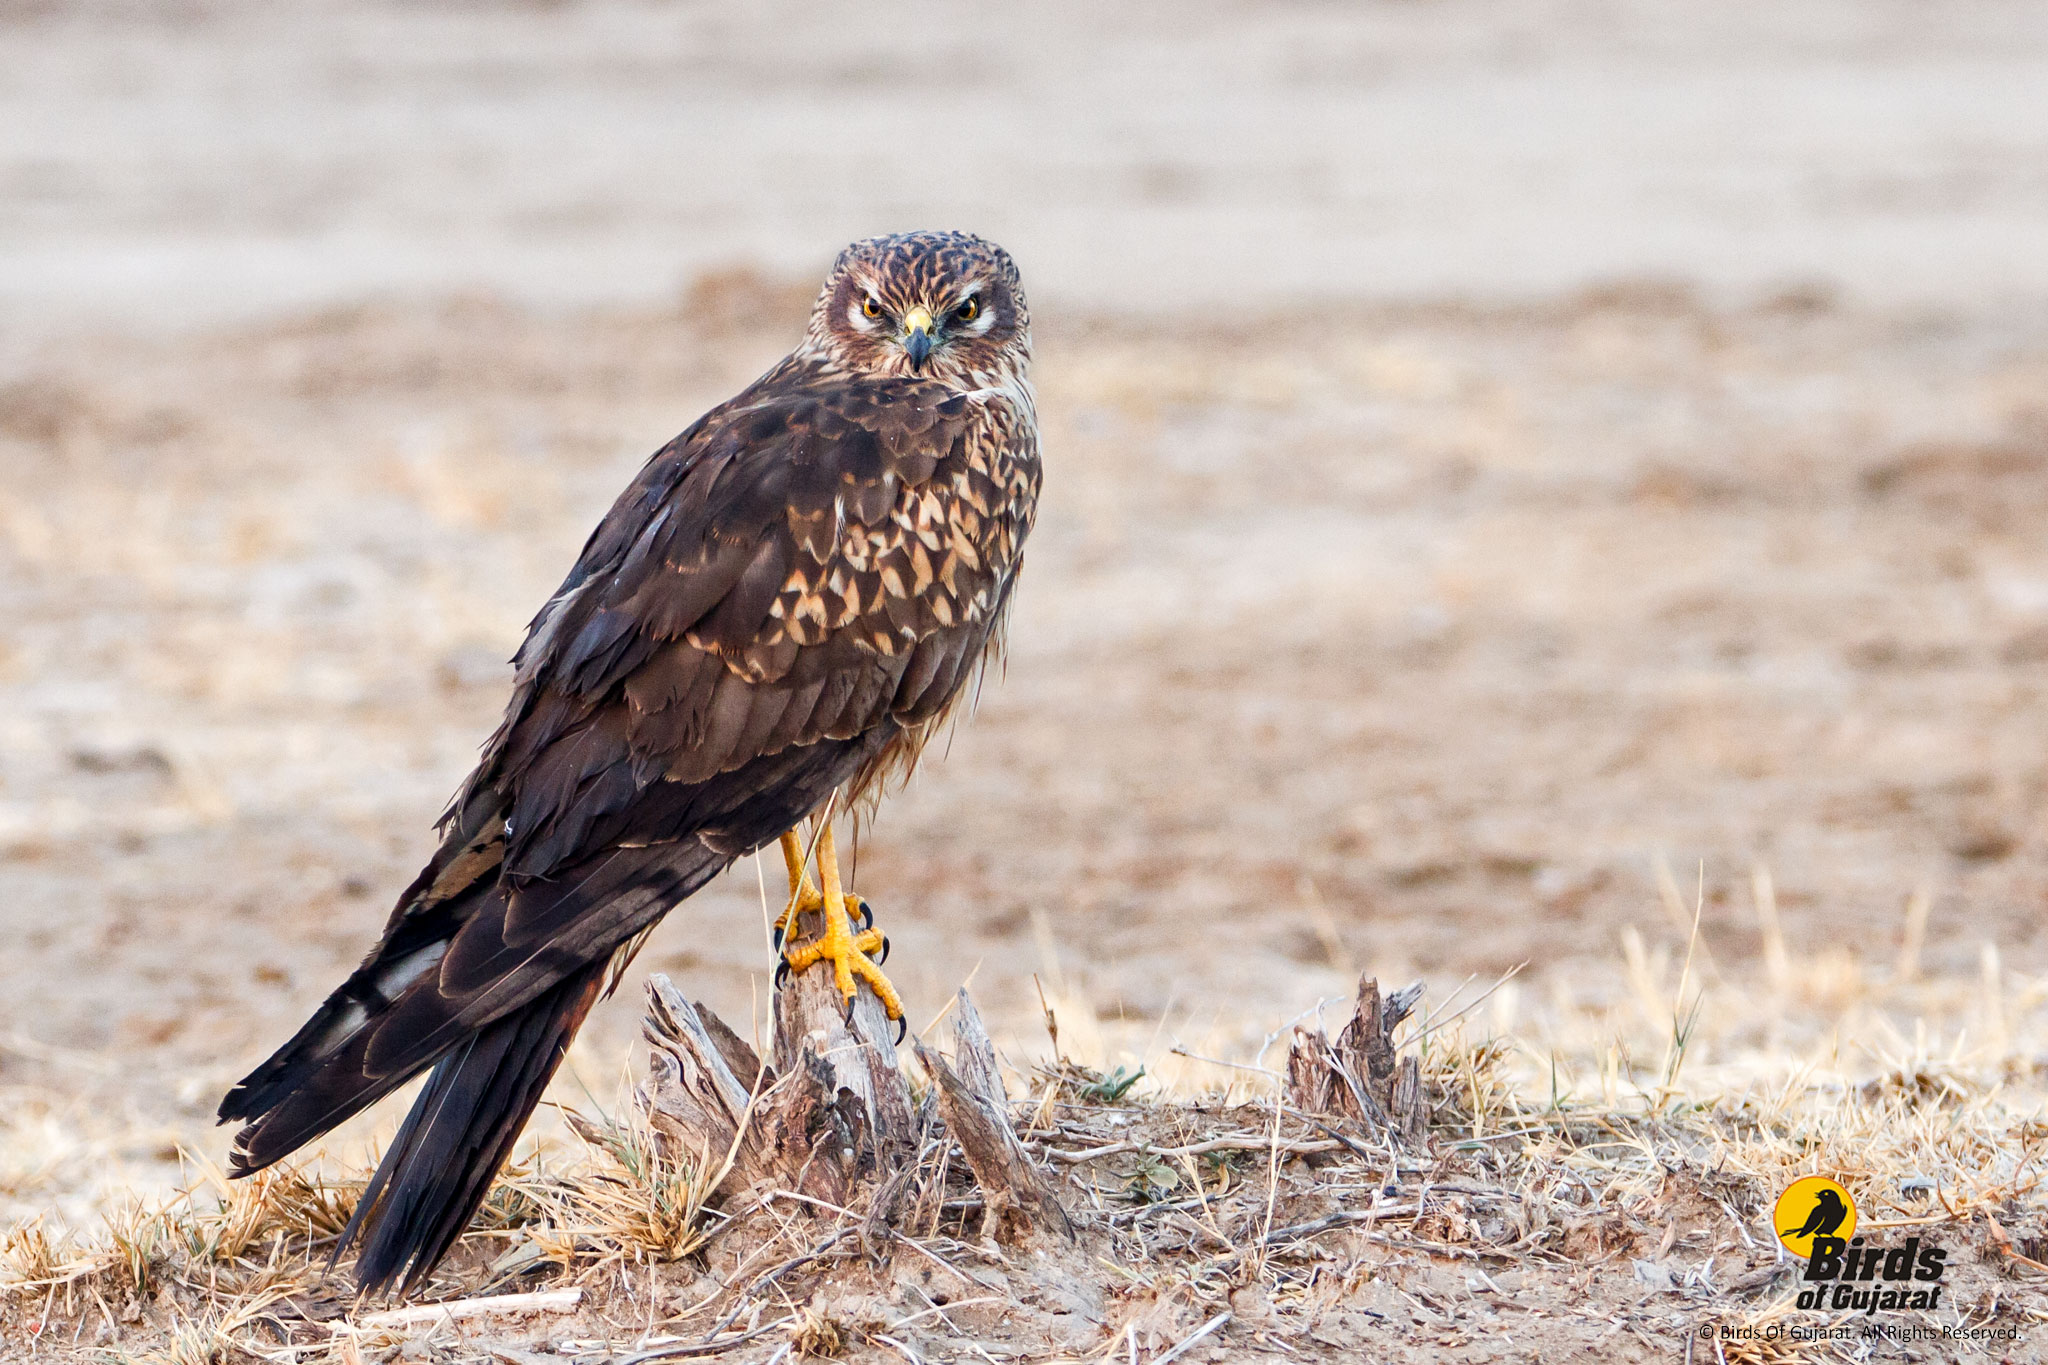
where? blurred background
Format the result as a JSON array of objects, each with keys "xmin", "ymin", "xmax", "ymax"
[{"xmin": 6, "ymin": 0, "xmax": 2048, "ymax": 1229}]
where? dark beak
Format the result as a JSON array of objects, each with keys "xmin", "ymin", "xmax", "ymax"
[
  {"xmin": 905, "ymin": 324, "xmax": 934, "ymax": 370},
  {"xmin": 902, "ymin": 306, "xmax": 936, "ymax": 370}
]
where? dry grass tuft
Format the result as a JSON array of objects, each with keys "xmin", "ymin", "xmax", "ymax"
[
  {"xmin": 514, "ymin": 1108, "xmax": 722, "ymax": 1276},
  {"xmin": 6, "ymin": 929, "xmax": 2048, "ymax": 1360},
  {"xmin": 1, "ymin": 1216, "xmax": 80, "ymax": 1289},
  {"xmin": 786, "ymin": 1304, "xmax": 847, "ymax": 1358},
  {"xmin": 178, "ymin": 1161, "xmax": 360, "ymax": 1269}
]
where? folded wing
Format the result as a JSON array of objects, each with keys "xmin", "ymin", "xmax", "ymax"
[{"xmin": 219, "ymin": 368, "xmax": 1021, "ymax": 1180}]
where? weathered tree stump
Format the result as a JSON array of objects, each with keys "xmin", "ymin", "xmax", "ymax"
[
  {"xmin": 639, "ymin": 966, "xmax": 1071, "ymax": 1245},
  {"xmin": 914, "ymin": 991, "xmax": 1073, "ymax": 1242},
  {"xmin": 1284, "ymin": 973, "xmax": 1427, "ymax": 1141}
]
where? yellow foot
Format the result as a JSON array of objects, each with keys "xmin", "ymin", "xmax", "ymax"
[
  {"xmin": 770, "ymin": 830, "xmax": 873, "ymax": 945},
  {"xmin": 772, "ymin": 825, "xmax": 905, "ymax": 1039}
]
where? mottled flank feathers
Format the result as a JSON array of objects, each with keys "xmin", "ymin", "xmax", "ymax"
[{"xmin": 217, "ymin": 231, "xmax": 1040, "ymax": 1296}]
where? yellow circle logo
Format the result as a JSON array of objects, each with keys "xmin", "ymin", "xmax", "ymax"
[{"xmin": 1775, "ymin": 1176, "xmax": 1857, "ymax": 1258}]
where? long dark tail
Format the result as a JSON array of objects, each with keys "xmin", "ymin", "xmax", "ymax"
[
  {"xmin": 222, "ymin": 731, "xmax": 894, "ymax": 1295},
  {"xmin": 340, "ymin": 964, "xmax": 605, "ymax": 1298}
]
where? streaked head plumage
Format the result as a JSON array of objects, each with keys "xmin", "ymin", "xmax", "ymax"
[{"xmin": 806, "ymin": 231, "xmax": 1030, "ymax": 384}]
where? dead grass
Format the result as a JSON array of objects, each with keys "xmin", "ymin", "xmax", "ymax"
[
  {"xmin": 7, "ymin": 923, "xmax": 2048, "ymax": 1363},
  {"xmin": 9, "ymin": 290, "xmax": 2048, "ymax": 1359}
]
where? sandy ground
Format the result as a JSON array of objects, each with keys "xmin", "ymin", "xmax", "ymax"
[
  {"xmin": 8, "ymin": 280, "xmax": 2048, "ymax": 1237},
  {"xmin": 6, "ymin": 0, "xmax": 2048, "ymax": 1322},
  {"xmin": 6, "ymin": 0, "xmax": 2048, "ymax": 337}
]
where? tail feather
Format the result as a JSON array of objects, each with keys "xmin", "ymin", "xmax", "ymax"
[
  {"xmin": 342, "ymin": 964, "xmax": 606, "ymax": 1298},
  {"xmin": 219, "ymin": 799, "xmax": 513, "ymax": 1163},
  {"xmin": 220, "ymin": 729, "xmax": 896, "ymax": 1295},
  {"xmin": 221, "ymin": 843, "xmax": 718, "ymax": 1176}
]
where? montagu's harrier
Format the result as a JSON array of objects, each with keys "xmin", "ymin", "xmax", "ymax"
[{"xmin": 219, "ymin": 231, "xmax": 1040, "ymax": 1296}]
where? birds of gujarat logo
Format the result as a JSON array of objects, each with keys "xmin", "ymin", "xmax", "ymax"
[
  {"xmin": 1775, "ymin": 1175, "xmax": 1950, "ymax": 1313},
  {"xmin": 1775, "ymin": 1176, "xmax": 1857, "ymax": 1258}
]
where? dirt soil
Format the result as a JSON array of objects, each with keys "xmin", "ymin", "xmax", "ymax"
[
  {"xmin": 7, "ymin": 278, "xmax": 2048, "ymax": 1225},
  {"xmin": 8, "ymin": 3, "xmax": 2048, "ymax": 1359}
]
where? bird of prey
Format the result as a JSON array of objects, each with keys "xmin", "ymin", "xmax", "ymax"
[
  {"xmin": 218, "ymin": 231, "xmax": 1040, "ymax": 1297},
  {"xmin": 1782, "ymin": 1188, "xmax": 1850, "ymax": 1241}
]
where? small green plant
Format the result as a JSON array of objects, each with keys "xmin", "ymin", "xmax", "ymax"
[
  {"xmin": 1078, "ymin": 1064, "xmax": 1145, "ymax": 1103},
  {"xmin": 1125, "ymin": 1152, "xmax": 1180, "ymax": 1204}
]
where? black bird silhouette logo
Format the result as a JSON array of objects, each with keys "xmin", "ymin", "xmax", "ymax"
[{"xmin": 1782, "ymin": 1188, "xmax": 1850, "ymax": 1241}]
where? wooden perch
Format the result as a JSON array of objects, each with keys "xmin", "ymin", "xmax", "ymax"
[
  {"xmin": 1284, "ymin": 974, "xmax": 1426, "ymax": 1140},
  {"xmin": 771, "ymin": 923, "xmax": 919, "ymax": 1178},
  {"xmin": 641, "ymin": 967, "xmax": 918, "ymax": 1209},
  {"xmin": 913, "ymin": 991, "xmax": 1073, "ymax": 1242},
  {"xmin": 642, "ymin": 978, "xmax": 781, "ymax": 1199},
  {"xmin": 640, "ymin": 967, "xmax": 1070, "ymax": 1244}
]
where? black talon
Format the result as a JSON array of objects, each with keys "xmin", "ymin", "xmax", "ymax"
[
  {"xmin": 892, "ymin": 1014, "xmax": 908, "ymax": 1045},
  {"xmin": 874, "ymin": 935, "xmax": 891, "ymax": 965},
  {"xmin": 772, "ymin": 923, "xmax": 786, "ymax": 950},
  {"xmin": 852, "ymin": 899, "xmax": 873, "ymax": 932},
  {"xmin": 774, "ymin": 959, "xmax": 791, "ymax": 990}
]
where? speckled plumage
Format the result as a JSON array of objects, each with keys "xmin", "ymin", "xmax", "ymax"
[{"xmin": 218, "ymin": 232, "xmax": 1039, "ymax": 1295}]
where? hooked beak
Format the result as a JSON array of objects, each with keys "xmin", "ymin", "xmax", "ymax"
[{"xmin": 902, "ymin": 306, "xmax": 935, "ymax": 369}]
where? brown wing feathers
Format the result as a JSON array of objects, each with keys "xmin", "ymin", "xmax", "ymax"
[{"xmin": 216, "ymin": 361, "xmax": 1025, "ymax": 1294}]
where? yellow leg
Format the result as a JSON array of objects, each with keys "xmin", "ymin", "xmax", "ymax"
[
  {"xmin": 778, "ymin": 823, "xmax": 904, "ymax": 1025},
  {"xmin": 772, "ymin": 831, "xmax": 821, "ymax": 947},
  {"xmin": 772, "ymin": 829, "xmax": 875, "ymax": 945}
]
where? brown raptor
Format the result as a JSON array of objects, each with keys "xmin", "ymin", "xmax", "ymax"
[{"xmin": 218, "ymin": 231, "xmax": 1040, "ymax": 1296}]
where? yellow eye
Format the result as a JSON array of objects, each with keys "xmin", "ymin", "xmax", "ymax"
[
  {"xmin": 953, "ymin": 297, "xmax": 980, "ymax": 323},
  {"xmin": 861, "ymin": 296, "xmax": 884, "ymax": 320}
]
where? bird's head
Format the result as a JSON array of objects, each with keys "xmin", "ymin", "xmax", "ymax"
[{"xmin": 805, "ymin": 231, "xmax": 1031, "ymax": 386}]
